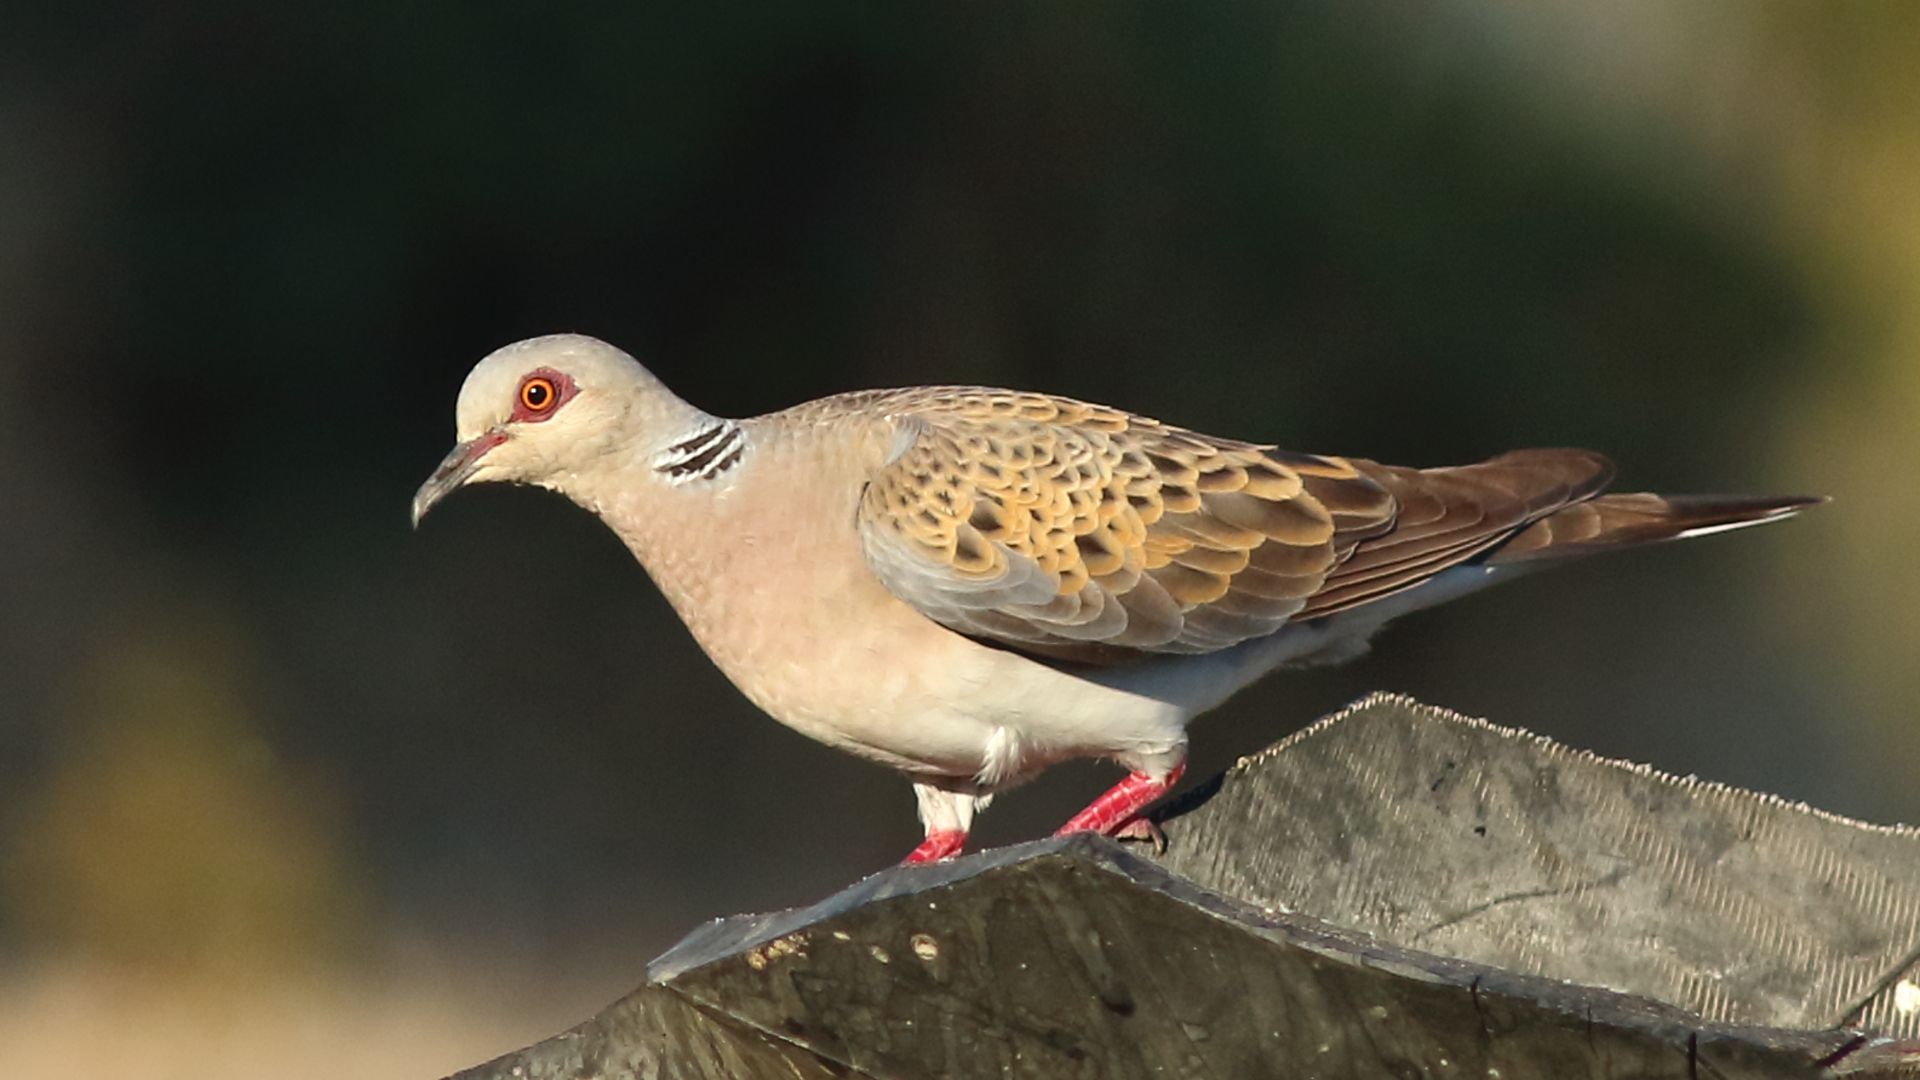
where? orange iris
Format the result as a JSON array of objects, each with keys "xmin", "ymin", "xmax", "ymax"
[{"xmin": 520, "ymin": 377, "xmax": 556, "ymax": 412}]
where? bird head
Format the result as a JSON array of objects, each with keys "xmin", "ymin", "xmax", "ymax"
[{"xmin": 411, "ymin": 333, "xmax": 693, "ymax": 527}]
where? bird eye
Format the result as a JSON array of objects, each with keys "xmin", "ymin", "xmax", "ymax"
[
  {"xmin": 508, "ymin": 367, "xmax": 574, "ymax": 423},
  {"xmin": 520, "ymin": 377, "xmax": 556, "ymax": 412}
]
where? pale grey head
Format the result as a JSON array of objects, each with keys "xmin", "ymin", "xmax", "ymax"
[{"xmin": 411, "ymin": 333, "xmax": 713, "ymax": 526}]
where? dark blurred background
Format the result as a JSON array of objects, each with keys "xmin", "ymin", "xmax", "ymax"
[{"xmin": 2, "ymin": 3, "xmax": 1915, "ymax": 1076}]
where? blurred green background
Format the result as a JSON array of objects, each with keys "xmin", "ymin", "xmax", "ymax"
[{"xmin": 2, "ymin": 3, "xmax": 1915, "ymax": 1076}]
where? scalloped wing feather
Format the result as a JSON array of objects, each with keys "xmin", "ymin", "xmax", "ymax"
[{"xmin": 855, "ymin": 389, "xmax": 1402, "ymax": 664}]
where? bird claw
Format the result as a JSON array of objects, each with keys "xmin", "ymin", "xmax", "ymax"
[{"xmin": 1109, "ymin": 815, "xmax": 1167, "ymax": 853}]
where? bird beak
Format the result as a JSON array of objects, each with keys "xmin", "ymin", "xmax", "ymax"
[{"xmin": 411, "ymin": 430, "xmax": 508, "ymax": 528}]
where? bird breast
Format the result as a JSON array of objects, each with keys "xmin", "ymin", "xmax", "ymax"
[{"xmin": 579, "ymin": 420, "xmax": 1188, "ymax": 781}]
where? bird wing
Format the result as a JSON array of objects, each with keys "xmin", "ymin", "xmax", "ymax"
[
  {"xmin": 1294, "ymin": 450, "xmax": 1616, "ymax": 620},
  {"xmin": 855, "ymin": 389, "xmax": 1618, "ymax": 666}
]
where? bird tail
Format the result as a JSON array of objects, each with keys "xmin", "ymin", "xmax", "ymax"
[{"xmin": 1486, "ymin": 491, "xmax": 1824, "ymax": 565}]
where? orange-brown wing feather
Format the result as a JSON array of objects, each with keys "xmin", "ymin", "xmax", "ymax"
[{"xmin": 854, "ymin": 389, "xmax": 1397, "ymax": 664}]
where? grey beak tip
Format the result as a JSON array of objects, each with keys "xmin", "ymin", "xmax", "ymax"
[
  {"xmin": 410, "ymin": 487, "xmax": 442, "ymax": 531},
  {"xmin": 412, "ymin": 430, "xmax": 502, "ymax": 533}
]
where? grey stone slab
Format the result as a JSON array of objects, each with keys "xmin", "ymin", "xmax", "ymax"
[
  {"xmin": 445, "ymin": 695, "xmax": 1920, "ymax": 1079},
  {"xmin": 450, "ymin": 835, "xmax": 1916, "ymax": 1078},
  {"xmin": 658, "ymin": 838, "xmax": 1875, "ymax": 1079},
  {"xmin": 1152, "ymin": 692, "xmax": 1920, "ymax": 1037}
]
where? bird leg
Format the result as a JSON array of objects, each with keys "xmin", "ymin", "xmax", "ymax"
[
  {"xmin": 903, "ymin": 829, "xmax": 968, "ymax": 864},
  {"xmin": 1053, "ymin": 763, "xmax": 1185, "ymax": 840},
  {"xmin": 905, "ymin": 780, "xmax": 979, "ymax": 864}
]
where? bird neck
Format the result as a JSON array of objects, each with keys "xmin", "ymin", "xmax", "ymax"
[
  {"xmin": 648, "ymin": 418, "xmax": 746, "ymax": 486},
  {"xmin": 560, "ymin": 412, "xmax": 750, "ymax": 565}
]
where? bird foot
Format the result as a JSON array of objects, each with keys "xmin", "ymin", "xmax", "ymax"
[
  {"xmin": 902, "ymin": 828, "xmax": 967, "ymax": 864},
  {"xmin": 1053, "ymin": 764, "xmax": 1185, "ymax": 841},
  {"xmin": 1109, "ymin": 814, "xmax": 1168, "ymax": 852}
]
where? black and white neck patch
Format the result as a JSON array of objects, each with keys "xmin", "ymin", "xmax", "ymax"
[{"xmin": 652, "ymin": 421, "xmax": 745, "ymax": 484}]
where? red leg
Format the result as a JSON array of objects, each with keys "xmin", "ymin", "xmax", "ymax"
[
  {"xmin": 903, "ymin": 828, "xmax": 967, "ymax": 864},
  {"xmin": 1053, "ymin": 763, "xmax": 1186, "ymax": 838}
]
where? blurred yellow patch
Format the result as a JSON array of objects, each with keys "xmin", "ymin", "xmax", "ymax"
[{"xmin": 4, "ymin": 615, "xmax": 366, "ymax": 982}]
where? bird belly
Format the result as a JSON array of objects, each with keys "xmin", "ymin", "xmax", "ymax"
[{"xmin": 701, "ymin": 593, "xmax": 1189, "ymax": 786}]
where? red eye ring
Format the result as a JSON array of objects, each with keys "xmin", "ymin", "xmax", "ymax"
[
  {"xmin": 509, "ymin": 367, "xmax": 575, "ymax": 423},
  {"xmin": 520, "ymin": 376, "xmax": 557, "ymax": 412}
]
